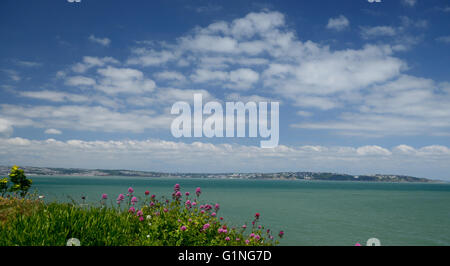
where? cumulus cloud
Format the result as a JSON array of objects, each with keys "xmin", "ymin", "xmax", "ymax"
[
  {"xmin": 0, "ymin": 118, "xmax": 13, "ymax": 137},
  {"xmin": 292, "ymin": 75, "xmax": 450, "ymax": 136},
  {"xmin": 65, "ymin": 76, "xmax": 97, "ymax": 87},
  {"xmin": 44, "ymin": 128, "xmax": 62, "ymax": 135},
  {"xmin": 154, "ymin": 71, "xmax": 186, "ymax": 82},
  {"xmin": 0, "ymin": 137, "xmax": 449, "ymax": 179},
  {"xmin": 360, "ymin": 26, "xmax": 397, "ymax": 39},
  {"xmin": 326, "ymin": 15, "xmax": 349, "ymax": 31},
  {"xmin": 95, "ymin": 66, "xmax": 156, "ymax": 95},
  {"xmin": 72, "ymin": 56, "xmax": 119, "ymax": 73}
]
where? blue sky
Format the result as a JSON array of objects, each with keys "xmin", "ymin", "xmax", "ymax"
[{"xmin": 1, "ymin": 0, "xmax": 450, "ymax": 179}]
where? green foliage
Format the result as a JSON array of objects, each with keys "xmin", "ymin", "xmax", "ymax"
[
  {"xmin": 0, "ymin": 186, "xmax": 282, "ymax": 246},
  {"xmin": 0, "ymin": 167, "xmax": 282, "ymax": 246},
  {"xmin": 5, "ymin": 165, "xmax": 32, "ymax": 197},
  {"xmin": 0, "ymin": 177, "xmax": 7, "ymax": 197}
]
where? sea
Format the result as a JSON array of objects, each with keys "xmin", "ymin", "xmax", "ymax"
[{"xmin": 29, "ymin": 176, "xmax": 450, "ymax": 246}]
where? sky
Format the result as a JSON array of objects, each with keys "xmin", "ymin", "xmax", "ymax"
[{"xmin": 0, "ymin": 0, "xmax": 450, "ymax": 179}]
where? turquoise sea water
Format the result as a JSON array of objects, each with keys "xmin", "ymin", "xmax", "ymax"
[{"xmin": 30, "ymin": 176, "xmax": 450, "ymax": 246}]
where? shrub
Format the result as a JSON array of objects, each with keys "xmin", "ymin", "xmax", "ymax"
[
  {"xmin": 2, "ymin": 165, "xmax": 33, "ymax": 197},
  {"xmin": 0, "ymin": 184, "xmax": 283, "ymax": 246}
]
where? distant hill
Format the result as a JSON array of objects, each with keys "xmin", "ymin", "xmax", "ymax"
[{"xmin": 0, "ymin": 165, "xmax": 437, "ymax": 183}]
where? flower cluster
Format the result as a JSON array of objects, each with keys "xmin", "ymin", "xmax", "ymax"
[{"xmin": 106, "ymin": 184, "xmax": 283, "ymax": 246}]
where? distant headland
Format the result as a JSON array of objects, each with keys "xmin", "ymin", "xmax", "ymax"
[{"xmin": 0, "ymin": 166, "xmax": 438, "ymax": 183}]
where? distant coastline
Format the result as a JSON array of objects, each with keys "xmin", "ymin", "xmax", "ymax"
[{"xmin": 0, "ymin": 165, "xmax": 440, "ymax": 183}]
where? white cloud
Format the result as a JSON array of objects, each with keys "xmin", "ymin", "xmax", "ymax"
[
  {"xmin": 228, "ymin": 68, "xmax": 259, "ymax": 90},
  {"xmin": 181, "ymin": 35, "xmax": 238, "ymax": 53},
  {"xmin": 190, "ymin": 68, "xmax": 259, "ymax": 90},
  {"xmin": 291, "ymin": 75, "xmax": 450, "ymax": 136},
  {"xmin": 1, "ymin": 69, "xmax": 21, "ymax": 81},
  {"xmin": 126, "ymin": 88, "xmax": 215, "ymax": 107},
  {"xmin": 0, "ymin": 104, "xmax": 171, "ymax": 133},
  {"xmin": 88, "ymin": 35, "xmax": 111, "ymax": 46},
  {"xmin": 72, "ymin": 56, "xmax": 119, "ymax": 73},
  {"xmin": 190, "ymin": 69, "xmax": 229, "ymax": 83},
  {"xmin": 326, "ymin": 15, "xmax": 349, "ymax": 31},
  {"xmin": 15, "ymin": 60, "xmax": 42, "ymax": 67},
  {"xmin": 126, "ymin": 49, "xmax": 178, "ymax": 66},
  {"xmin": 0, "ymin": 118, "xmax": 13, "ymax": 137},
  {"xmin": 44, "ymin": 128, "xmax": 62, "ymax": 135},
  {"xmin": 20, "ymin": 90, "xmax": 90, "ymax": 103},
  {"xmin": 95, "ymin": 66, "xmax": 156, "ymax": 95},
  {"xmin": 154, "ymin": 71, "xmax": 186, "ymax": 82},
  {"xmin": 65, "ymin": 76, "xmax": 97, "ymax": 86},
  {"xmin": 1, "ymin": 137, "xmax": 449, "ymax": 179},
  {"xmin": 356, "ymin": 145, "xmax": 392, "ymax": 156},
  {"xmin": 360, "ymin": 26, "xmax": 397, "ymax": 39}
]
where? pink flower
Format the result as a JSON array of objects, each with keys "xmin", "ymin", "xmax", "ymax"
[
  {"xmin": 245, "ymin": 239, "xmax": 250, "ymax": 245},
  {"xmin": 202, "ymin": 223, "xmax": 210, "ymax": 230},
  {"xmin": 128, "ymin": 207, "xmax": 135, "ymax": 213},
  {"xmin": 211, "ymin": 212, "xmax": 216, "ymax": 217},
  {"xmin": 151, "ymin": 194, "xmax": 156, "ymax": 199},
  {"xmin": 128, "ymin": 187, "xmax": 134, "ymax": 193},
  {"xmin": 255, "ymin": 235, "xmax": 261, "ymax": 240},
  {"xmin": 242, "ymin": 224, "xmax": 247, "ymax": 229},
  {"xmin": 145, "ymin": 190, "xmax": 150, "ymax": 195},
  {"xmin": 355, "ymin": 242, "xmax": 362, "ymax": 246},
  {"xmin": 174, "ymin": 184, "xmax": 180, "ymax": 192},
  {"xmin": 200, "ymin": 210, "xmax": 205, "ymax": 214},
  {"xmin": 131, "ymin": 196, "xmax": 138, "ymax": 205},
  {"xmin": 250, "ymin": 233, "xmax": 255, "ymax": 238},
  {"xmin": 225, "ymin": 237, "xmax": 230, "ymax": 241},
  {"xmin": 218, "ymin": 228, "xmax": 223, "ymax": 233},
  {"xmin": 278, "ymin": 231, "xmax": 284, "ymax": 238},
  {"xmin": 214, "ymin": 203, "xmax": 220, "ymax": 211},
  {"xmin": 195, "ymin": 187, "xmax": 201, "ymax": 196},
  {"xmin": 258, "ymin": 225, "xmax": 262, "ymax": 229},
  {"xmin": 175, "ymin": 191, "xmax": 182, "ymax": 199},
  {"xmin": 185, "ymin": 192, "xmax": 190, "ymax": 196},
  {"xmin": 136, "ymin": 210, "xmax": 143, "ymax": 217},
  {"xmin": 164, "ymin": 208, "xmax": 168, "ymax": 213},
  {"xmin": 236, "ymin": 238, "xmax": 240, "ymax": 241},
  {"xmin": 255, "ymin": 213, "xmax": 260, "ymax": 219},
  {"xmin": 150, "ymin": 202, "xmax": 155, "ymax": 206},
  {"xmin": 101, "ymin": 194, "xmax": 107, "ymax": 200},
  {"xmin": 139, "ymin": 216, "xmax": 144, "ymax": 221},
  {"xmin": 180, "ymin": 225, "xmax": 187, "ymax": 231},
  {"xmin": 117, "ymin": 194, "xmax": 125, "ymax": 202}
]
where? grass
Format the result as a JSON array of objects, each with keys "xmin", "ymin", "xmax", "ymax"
[{"xmin": 0, "ymin": 186, "xmax": 282, "ymax": 246}]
